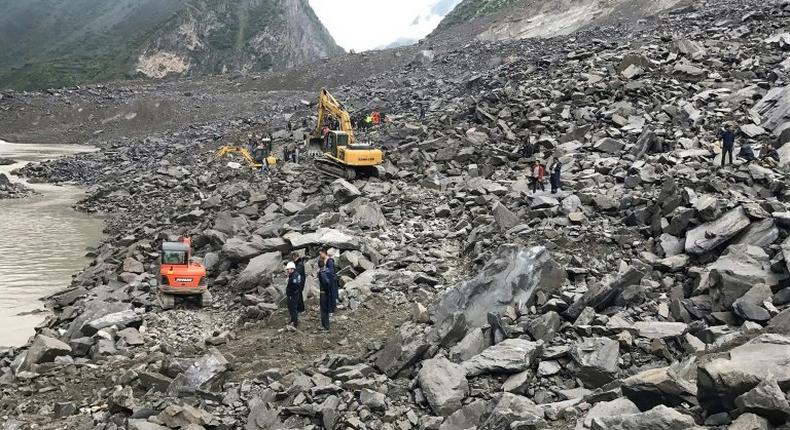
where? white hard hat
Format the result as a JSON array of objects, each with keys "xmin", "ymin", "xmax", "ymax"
[{"xmin": 286, "ymin": 262, "xmax": 296, "ymax": 270}]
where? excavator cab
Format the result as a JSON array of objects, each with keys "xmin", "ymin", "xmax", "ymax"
[{"xmin": 158, "ymin": 238, "xmax": 211, "ymax": 309}]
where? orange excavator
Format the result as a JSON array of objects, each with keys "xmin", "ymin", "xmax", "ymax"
[{"xmin": 158, "ymin": 237, "xmax": 211, "ymax": 309}]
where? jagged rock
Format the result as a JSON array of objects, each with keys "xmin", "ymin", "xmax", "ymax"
[
  {"xmin": 525, "ymin": 311, "xmax": 561, "ymax": 342},
  {"xmin": 417, "ymin": 357, "xmax": 469, "ymax": 416},
  {"xmin": 729, "ymin": 413, "xmax": 771, "ymax": 430},
  {"xmin": 577, "ymin": 398, "xmax": 640, "ymax": 430},
  {"xmin": 222, "ymin": 238, "xmax": 264, "ymax": 262},
  {"xmin": 128, "ymin": 420, "xmax": 169, "ymax": 430},
  {"xmin": 633, "ymin": 321, "xmax": 687, "ymax": 339},
  {"xmin": 109, "ymin": 385, "xmax": 138, "ymax": 413},
  {"xmin": 698, "ymin": 334, "xmax": 790, "ymax": 413},
  {"xmin": 233, "ymin": 252, "xmax": 282, "ymax": 292},
  {"xmin": 492, "ymin": 201, "xmax": 519, "ymax": 230},
  {"xmin": 735, "ymin": 219, "xmax": 779, "ymax": 248},
  {"xmin": 708, "ymin": 245, "xmax": 785, "ymax": 311},
  {"xmin": 734, "ymin": 379, "xmax": 790, "ymax": 423},
  {"xmin": 431, "ymin": 245, "xmax": 563, "ymax": 334},
  {"xmin": 158, "ymin": 404, "xmax": 218, "ymax": 428},
  {"xmin": 462, "ymin": 338, "xmax": 542, "ymax": 377},
  {"xmin": 685, "ymin": 207, "xmax": 750, "ymax": 255},
  {"xmin": 246, "ymin": 396, "xmax": 283, "ymax": 430},
  {"xmin": 591, "ymin": 405, "xmax": 698, "ymax": 430},
  {"xmin": 345, "ymin": 198, "xmax": 387, "ymax": 229},
  {"xmin": 449, "ymin": 327, "xmax": 490, "ymax": 362},
  {"xmin": 439, "ymin": 400, "xmax": 488, "ymax": 430},
  {"xmin": 360, "ymin": 388, "xmax": 387, "ymax": 411},
  {"xmin": 19, "ymin": 334, "xmax": 72, "ymax": 371},
  {"xmin": 83, "ymin": 309, "xmax": 142, "ymax": 335},
  {"xmin": 566, "ymin": 266, "xmax": 646, "ymax": 319},
  {"xmin": 170, "ymin": 347, "xmax": 229, "ymax": 394},
  {"xmin": 593, "ymin": 138, "xmax": 624, "ymax": 154},
  {"xmin": 122, "ymin": 257, "xmax": 145, "ymax": 274},
  {"xmin": 480, "ymin": 393, "xmax": 545, "ymax": 430},
  {"xmin": 621, "ymin": 367, "xmax": 697, "ymax": 410},
  {"xmin": 571, "ymin": 337, "xmax": 619, "ymax": 388},
  {"xmin": 375, "ymin": 321, "xmax": 429, "ymax": 377}
]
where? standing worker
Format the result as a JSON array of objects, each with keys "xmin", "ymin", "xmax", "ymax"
[
  {"xmin": 719, "ymin": 123, "xmax": 737, "ymax": 167},
  {"xmin": 317, "ymin": 259, "xmax": 332, "ymax": 330},
  {"xmin": 285, "ymin": 262, "xmax": 302, "ymax": 328},
  {"xmin": 290, "ymin": 253, "xmax": 306, "ymax": 313},
  {"xmin": 549, "ymin": 160, "xmax": 562, "ymax": 194},
  {"xmin": 319, "ymin": 246, "xmax": 338, "ymax": 313}
]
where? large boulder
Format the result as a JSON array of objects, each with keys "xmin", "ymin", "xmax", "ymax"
[
  {"xmin": 344, "ymin": 198, "xmax": 387, "ymax": 229},
  {"xmin": 571, "ymin": 337, "xmax": 619, "ymax": 388},
  {"xmin": 565, "ymin": 266, "xmax": 646, "ymax": 319},
  {"xmin": 431, "ymin": 246, "xmax": 563, "ymax": 334},
  {"xmin": 684, "ymin": 207, "xmax": 750, "ymax": 255},
  {"xmin": 621, "ymin": 367, "xmax": 697, "ymax": 410},
  {"xmin": 462, "ymin": 339, "xmax": 542, "ymax": 377},
  {"xmin": 697, "ymin": 334, "xmax": 790, "ymax": 413},
  {"xmin": 439, "ymin": 400, "xmax": 488, "ymax": 430},
  {"xmin": 19, "ymin": 335, "xmax": 72, "ymax": 372},
  {"xmin": 417, "ymin": 357, "xmax": 469, "ymax": 416},
  {"xmin": 233, "ymin": 252, "xmax": 282, "ymax": 292},
  {"xmin": 222, "ymin": 238, "xmax": 264, "ymax": 262},
  {"xmin": 331, "ymin": 179, "xmax": 361, "ymax": 203},
  {"xmin": 708, "ymin": 245, "xmax": 786, "ymax": 311},
  {"xmin": 169, "ymin": 348, "xmax": 229, "ymax": 394},
  {"xmin": 374, "ymin": 322, "xmax": 430, "ymax": 377},
  {"xmin": 286, "ymin": 228, "xmax": 359, "ymax": 250},
  {"xmin": 83, "ymin": 309, "xmax": 142, "ymax": 335},
  {"xmin": 480, "ymin": 393, "xmax": 545, "ymax": 430},
  {"xmin": 492, "ymin": 201, "xmax": 519, "ymax": 230},
  {"xmin": 590, "ymin": 405, "xmax": 698, "ymax": 430}
]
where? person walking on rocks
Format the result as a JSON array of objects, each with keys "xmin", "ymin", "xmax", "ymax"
[
  {"xmin": 549, "ymin": 160, "xmax": 562, "ymax": 194},
  {"xmin": 719, "ymin": 123, "xmax": 737, "ymax": 167},
  {"xmin": 285, "ymin": 262, "xmax": 302, "ymax": 328},
  {"xmin": 531, "ymin": 160, "xmax": 545, "ymax": 193},
  {"xmin": 317, "ymin": 259, "xmax": 332, "ymax": 330},
  {"xmin": 319, "ymin": 246, "xmax": 338, "ymax": 313},
  {"xmin": 290, "ymin": 252, "xmax": 306, "ymax": 313}
]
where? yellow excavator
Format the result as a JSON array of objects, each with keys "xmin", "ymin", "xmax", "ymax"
[
  {"xmin": 306, "ymin": 88, "xmax": 384, "ymax": 180},
  {"xmin": 214, "ymin": 137, "xmax": 276, "ymax": 170}
]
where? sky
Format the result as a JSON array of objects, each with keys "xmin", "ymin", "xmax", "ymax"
[{"xmin": 309, "ymin": 0, "xmax": 463, "ymax": 52}]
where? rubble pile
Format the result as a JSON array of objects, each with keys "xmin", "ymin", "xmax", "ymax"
[
  {"xmin": 0, "ymin": 173, "xmax": 33, "ymax": 199},
  {"xmin": 1, "ymin": 0, "xmax": 790, "ymax": 429}
]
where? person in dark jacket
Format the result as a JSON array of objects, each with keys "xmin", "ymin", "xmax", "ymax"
[
  {"xmin": 317, "ymin": 259, "xmax": 332, "ymax": 330},
  {"xmin": 519, "ymin": 136, "xmax": 534, "ymax": 159},
  {"xmin": 720, "ymin": 124, "xmax": 737, "ymax": 166},
  {"xmin": 285, "ymin": 262, "xmax": 302, "ymax": 328},
  {"xmin": 738, "ymin": 142, "xmax": 756, "ymax": 162},
  {"xmin": 290, "ymin": 253, "xmax": 306, "ymax": 313},
  {"xmin": 319, "ymin": 247, "xmax": 338, "ymax": 313},
  {"xmin": 549, "ymin": 160, "xmax": 562, "ymax": 194}
]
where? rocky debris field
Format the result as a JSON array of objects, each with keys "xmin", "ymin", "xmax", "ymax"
[
  {"xmin": 2, "ymin": 0, "xmax": 790, "ymax": 429},
  {"xmin": 0, "ymin": 173, "xmax": 34, "ymax": 199}
]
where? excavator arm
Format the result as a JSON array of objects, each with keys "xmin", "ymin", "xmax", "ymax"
[{"xmin": 315, "ymin": 88, "xmax": 356, "ymax": 144}]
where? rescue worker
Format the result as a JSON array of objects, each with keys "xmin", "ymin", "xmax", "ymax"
[
  {"xmin": 719, "ymin": 123, "xmax": 737, "ymax": 167},
  {"xmin": 519, "ymin": 136, "xmax": 534, "ymax": 159},
  {"xmin": 761, "ymin": 142, "xmax": 780, "ymax": 165},
  {"xmin": 738, "ymin": 141, "xmax": 756, "ymax": 162},
  {"xmin": 549, "ymin": 160, "xmax": 562, "ymax": 194},
  {"xmin": 290, "ymin": 252, "xmax": 306, "ymax": 313},
  {"xmin": 372, "ymin": 111, "xmax": 381, "ymax": 125},
  {"xmin": 318, "ymin": 259, "xmax": 332, "ymax": 330},
  {"xmin": 285, "ymin": 261, "xmax": 302, "ymax": 328},
  {"xmin": 319, "ymin": 246, "xmax": 338, "ymax": 313}
]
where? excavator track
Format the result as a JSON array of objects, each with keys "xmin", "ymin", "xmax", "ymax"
[{"xmin": 314, "ymin": 156, "xmax": 381, "ymax": 181}]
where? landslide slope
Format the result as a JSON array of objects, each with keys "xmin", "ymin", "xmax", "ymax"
[{"xmin": 0, "ymin": 0, "xmax": 343, "ymax": 90}]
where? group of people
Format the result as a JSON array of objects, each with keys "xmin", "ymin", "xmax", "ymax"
[
  {"xmin": 529, "ymin": 159, "xmax": 562, "ymax": 194},
  {"xmin": 719, "ymin": 122, "xmax": 782, "ymax": 167},
  {"xmin": 284, "ymin": 247, "xmax": 339, "ymax": 330}
]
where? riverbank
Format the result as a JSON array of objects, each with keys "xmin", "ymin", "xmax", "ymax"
[{"xmin": 0, "ymin": 141, "xmax": 103, "ymax": 347}]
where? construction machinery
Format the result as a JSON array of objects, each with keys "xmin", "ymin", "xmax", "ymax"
[
  {"xmin": 158, "ymin": 237, "xmax": 211, "ymax": 309},
  {"xmin": 214, "ymin": 137, "xmax": 276, "ymax": 169},
  {"xmin": 306, "ymin": 88, "xmax": 384, "ymax": 180}
]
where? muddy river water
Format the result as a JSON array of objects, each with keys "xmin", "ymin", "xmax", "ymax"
[{"xmin": 0, "ymin": 141, "xmax": 104, "ymax": 347}]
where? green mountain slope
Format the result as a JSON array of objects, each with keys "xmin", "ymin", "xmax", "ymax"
[{"xmin": 0, "ymin": 0, "xmax": 343, "ymax": 90}]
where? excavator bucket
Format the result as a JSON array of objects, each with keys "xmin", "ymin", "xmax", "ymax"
[{"xmin": 306, "ymin": 137, "xmax": 325, "ymax": 158}]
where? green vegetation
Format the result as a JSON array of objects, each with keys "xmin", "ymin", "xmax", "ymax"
[{"xmin": 435, "ymin": 0, "xmax": 522, "ymax": 31}]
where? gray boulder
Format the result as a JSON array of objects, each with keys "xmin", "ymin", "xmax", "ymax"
[
  {"xmin": 19, "ymin": 335, "xmax": 72, "ymax": 371},
  {"xmin": 222, "ymin": 238, "xmax": 264, "ymax": 262},
  {"xmin": 571, "ymin": 337, "xmax": 619, "ymax": 388},
  {"xmin": 729, "ymin": 413, "xmax": 771, "ymax": 430},
  {"xmin": 577, "ymin": 398, "xmax": 640, "ymax": 430},
  {"xmin": 170, "ymin": 347, "xmax": 229, "ymax": 394},
  {"xmin": 698, "ymin": 334, "xmax": 790, "ymax": 412},
  {"xmin": 233, "ymin": 252, "xmax": 282, "ymax": 292},
  {"xmin": 462, "ymin": 339, "xmax": 542, "ymax": 377},
  {"xmin": 331, "ymin": 179, "xmax": 361, "ymax": 203},
  {"xmin": 480, "ymin": 393, "xmax": 545, "ymax": 430},
  {"xmin": 417, "ymin": 357, "xmax": 469, "ymax": 416},
  {"xmin": 431, "ymin": 246, "xmax": 563, "ymax": 334},
  {"xmin": 449, "ymin": 327, "xmax": 490, "ymax": 362},
  {"xmin": 344, "ymin": 198, "xmax": 387, "ymax": 229},
  {"xmin": 621, "ymin": 367, "xmax": 697, "ymax": 410},
  {"xmin": 492, "ymin": 201, "xmax": 519, "ymax": 230},
  {"xmin": 685, "ymin": 207, "xmax": 750, "ymax": 255},
  {"xmin": 83, "ymin": 309, "xmax": 142, "ymax": 335},
  {"xmin": 374, "ymin": 321, "xmax": 430, "ymax": 377},
  {"xmin": 708, "ymin": 245, "xmax": 785, "ymax": 311},
  {"xmin": 439, "ymin": 400, "xmax": 488, "ymax": 430},
  {"xmin": 734, "ymin": 379, "xmax": 790, "ymax": 423},
  {"xmin": 590, "ymin": 405, "xmax": 698, "ymax": 430}
]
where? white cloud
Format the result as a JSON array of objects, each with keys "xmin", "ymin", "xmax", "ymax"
[{"xmin": 309, "ymin": 0, "xmax": 462, "ymax": 52}]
